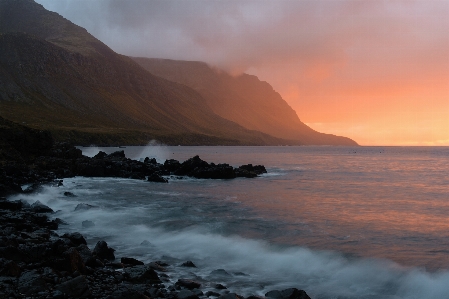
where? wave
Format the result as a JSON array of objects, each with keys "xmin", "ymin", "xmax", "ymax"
[{"xmin": 8, "ymin": 182, "xmax": 449, "ymax": 299}]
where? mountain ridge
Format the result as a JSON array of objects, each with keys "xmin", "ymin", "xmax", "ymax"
[
  {"xmin": 0, "ymin": 0, "xmax": 357, "ymax": 146},
  {"xmin": 132, "ymin": 57, "xmax": 357, "ymax": 146}
]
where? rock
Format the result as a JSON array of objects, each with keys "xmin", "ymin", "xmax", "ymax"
[
  {"xmin": 148, "ymin": 261, "xmax": 166, "ymax": 271},
  {"xmin": 124, "ymin": 265, "xmax": 162, "ymax": 283},
  {"xmin": 164, "ymin": 159, "xmax": 181, "ymax": 172},
  {"xmin": 218, "ymin": 293, "xmax": 244, "ymax": 299},
  {"xmin": 145, "ymin": 157, "xmax": 158, "ymax": 165},
  {"xmin": 265, "ymin": 288, "xmax": 310, "ymax": 299},
  {"xmin": 191, "ymin": 164, "xmax": 236, "ymax": 179},
  {"xmin": 82, "ymin": 220, "xmax": 95, "ymax": 228},
  {"xmin": 94, "ymin": 151, "xmax": 108, "ymax": 159},
  {"xmin": 210, "ymin": 269, "xmax": 231, "ymax": 276},
  {"xmin": 147, "ymin": 173, "xmax": 168, "ymax": 183},
  {"xmin": 174, "ymin": 155, "xmax": 209, "ymax": 176},
  {"xmin": 55, "ymin": 217, "xmax": 68, "ymax": 225},
  {"xmin": 93, "ymin": 240, "xmax": 115, "ymax": 261},
  {"xmin": 108, "ymin": 150, "xmax": 126, "ymax": 158},
  {"xmin": 56, "ymin": 275, "xmax": 91, "ymax": 298},
  {"xmin": 177, "ymin": 289, "xmax": 200, "ymax": 299},
  {"xmin": 31, "ymin": 200, "xmax": 53, "ymax": 213},
  {"xmin": 0, "ymin": 199, "xmax": 22, "ymax": 211},
  {"xmin": 61, "ymin": 247, "xmax": 86, "ymax": 273},
  {"xmin": 74, "ymin": 203, "xmax": 98, "ymax": 211},
  {"xmin": 63, "ymin": 191, "xmax": 76, "ymax": 197},
  {"xmin": 176, "ymin": 279, "xmax": 201, "ymax": 290},
  {"xmin": 0, "ymin": 259, "xmax": 21, "ymax": 276},
  {"xmin": 18, "ymin": 270, "xmax": 48, "ymax": 295},
  {"xmin": 180, "ymin": 260, "xmax": 197, "ymax": 268},
  {"xmin": 121, "ymin": 257, "xmax": 145, "ymax": 266},
  {"xmin": 62, "ymin": 232, "xmax": 87, "ymax": 246},
  {"xmin": 215, "ymin": 284, "xmax": 227, "ymax": 290},
  {"xmin": 109, "ymin": 287, "xmax": 150, "ymax": 299}
]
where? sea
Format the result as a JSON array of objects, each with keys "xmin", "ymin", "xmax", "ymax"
[{"xmin": 10, "ymin": 145, "xmax": 449, "ymax": 299}]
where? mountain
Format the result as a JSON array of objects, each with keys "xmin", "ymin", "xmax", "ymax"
[
  {"xmin": 132, "ymin": 58, "xmax": 357, "ymax": 146},
  {"xmin": 0, "ymin": 0, "xmax": 294, "ymax": 145},
  {"xmin": 0, "ymin": 0, "xmax": 356, "ymax": 146}
]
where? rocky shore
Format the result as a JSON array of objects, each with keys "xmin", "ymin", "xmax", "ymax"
[{"xmin": 1, "ymin": 118, "xmax": 311, "ymax": 298}]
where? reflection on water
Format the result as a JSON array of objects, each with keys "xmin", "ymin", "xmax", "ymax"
[{"xmin": 76, "ymin": 146, "xmax": 449, "ymax": 270}]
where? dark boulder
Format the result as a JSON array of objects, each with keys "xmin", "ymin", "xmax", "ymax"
[
  {"xmin": 180, "ymin": 260, "xmax": 196, "ymax": 268},
  {"xmin": 147, "ymin": 173, "xmax": 168, "ymax": 183},
  {"xmin": 177, "ymin": 289, "xmax": 200, "ymax": 299},
  {"xmin": 56, "ymin": 275, "xmax": 91, "ymax": 298},
  {"xmin": 93, "ymin": 240, "xmax": 115, "ymax": 261},
  {"xmin": 123, "ymin": 265, "xmax": 161, "ymax": 283},
  {"xmin": 174, "ymin": 155, "xmax": 209, "ymax": 176},
  {"xmin": 108, "ymin": 150, "xmax": 126, "ymax": 158},
  {"xmin": 31, "ymin": 200, "xmax": 53, "ymax": 213},
  {"xmin": 192, "ymin": 164, "xmax": 236, "ymax": 179},
  {"xmin": 176, "ymin": 279, "xmax": 201, "ymax": 290},
  {"xmin": 210, "ymin": 269, "xmax": 231, "ymax": 276},
  {"xmin": 63, "ymin": 191, "xmax": 76, "ymax": 197},
  {"xmin": 164, "ymin": 159, "xmax": 181, "ymax": 172},
  {"xmin": 265, "ymin": 288, "xmax": 311, "ymax": 299},
  {"xmin": 94, "ymin": 151, "xmax": 108, "ymax": 159},
  {"xmin": 62, "ymin": 232, "xmax": 87, "ymax": 246},
  {"xmin": 121, "ymin": 257, "xmax": 144, "ymax": 266},
  {"xmin": 217, "ymin": 293, "xmax": 244, "ymax": 299},
  {"xmin": 0, "ymin": 199, "xmax": 23, "ymax": 211}
]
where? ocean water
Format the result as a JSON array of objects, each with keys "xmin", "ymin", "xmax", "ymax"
[{"xmin": 10, "ymin": 146, "xmax": 449, "ymax": 299}]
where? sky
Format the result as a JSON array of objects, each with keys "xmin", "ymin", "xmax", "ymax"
[{"xmin": 35, "ymin": 0, "xmax": 449, "ymax": 145}]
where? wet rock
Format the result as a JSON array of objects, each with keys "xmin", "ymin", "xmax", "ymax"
[
  {"xmin": 31, "ymin": 200, "xmax": 53, "ymax": 213},
  {"xmin": 180, "ymin": 260, "xmax": 197, "ymax": 268},
  {"xmin": 109, "ymin": 287, "xmax": 151, "ymax": 299},
  {"xmin": 82, "ymin": 220, "xmax": 95, "ymax": 228},
  {"xmin": 63, "ymin": 191, "xmax": 76, "ymax": 197},
  {"xmin": 108, "ymin": 150, "xmax": 126, "ymax": 158},
  {"xmin": 265, "ymin": 288, "xmax": 311, "ymax": 299},
  {"xmin": 176, "ymin": 278, "xmax": 201, "ymax": 290},
  {"xmin": 210, "ymin": 269, "xmax": 231, "ymax": 276},
  {"xmin": 148, "ymin": 173, "xmax": 168, "ymax": 183},
  {"xmin": 94, "ymin": 151, "xmax": 108, "ymax": 159},
  {"xmin": 164, "ymin": 159, "xmax": 181, "ymax": 172},
  {"xmin": 215, "ymin": 284, "xmax": 227, "ymax": 290},
  {"xmin": 218, "ymin": 293, "xmax": 244, "ymax": 299},
  {"xmin": 75, "ymin": 203, "xmax": 98, "ymax": 211},
  {"xmin": 56, "ymin": 275, "xmax": 91, "ymax": 298},
  {"xmin": 121, "ymin": 257, "xmax": 144, "ymax": 266},
  {"xmin": 62, "ymin": 232, "xmax": 87, "ymax": 246},
  {"xmin": 61, "ymin": 247, "xmax": 86, "ymax": 273},
  {"xmin": 18, "ymin": 270, "xmax": 48, "ymax": 295},
  {"xmin": 124, "ymin": 265, "xmax": 162, "ymax": 283},
  {"xmin": 174, "ymin": 155, "xmax": 209, "ymax": 176},
  {"xmin": 148, "ymin": 261, "xmax": 166, "ymax": 271},
  {"xmin": 55, "ymin": 217, "xmax": 68, "ymax": 225},
  {"xmin": 0, "ymin": 199, "xmax": 22, "ymax": 211},
  {"xmin": 177, "ymin": 289, "xmax": 200, "ymax": 299},
  {"xmin": 0, "ymin": 258, "xmax": 21, "ymax": 276},
  {"xmin": 93, "ymin": 240, "xmax": 115, "ymax": 261}
]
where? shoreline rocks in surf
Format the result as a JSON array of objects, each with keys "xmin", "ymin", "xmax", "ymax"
[
  {"xmin": 0, "ymin": 196, "xmax": 311, "ymax": 299},
  {"xmin": 1, "ymin": 141, "xmax": 267, "ymax": 197}
]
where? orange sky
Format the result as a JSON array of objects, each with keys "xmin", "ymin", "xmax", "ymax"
[{"xmin": 37, "ymin": 0, "xmax": 449, "ymax": 145}]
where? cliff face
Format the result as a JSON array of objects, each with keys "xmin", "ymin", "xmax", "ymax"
[
  {"xmin": 0, "ymin": 0, "xmax": 288, "ymax": 145},
  {"xmin": 0, "ymin": 0, "xmax": 356, "ymax": 146},
  {"xmin": 133, "ymin": 58, "xmax": 358, "ymax": 146}
]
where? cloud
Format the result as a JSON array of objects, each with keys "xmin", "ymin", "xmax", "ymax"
[{"xmin": 35, "ymin": 0, "xmax": 449, "ymax": 145}]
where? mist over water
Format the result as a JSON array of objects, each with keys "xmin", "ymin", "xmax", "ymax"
[{"xmin": 11, "ymin": 146, "xmax": 449, "ymax": 299}]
